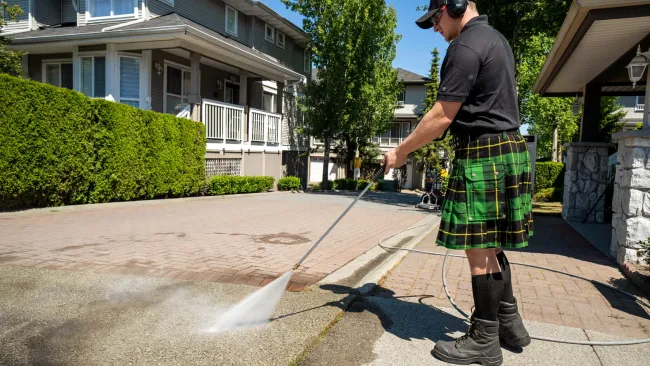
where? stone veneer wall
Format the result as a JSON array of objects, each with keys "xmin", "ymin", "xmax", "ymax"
[
  {"xmin": 611, "ymin": 132, "xmax": 650, "ymax": 265},
  {"xmin": 562, "ymin": 143, "xmax": 614, "ymax": 223}
]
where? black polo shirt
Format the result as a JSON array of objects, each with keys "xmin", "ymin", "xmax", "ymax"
[{"xmin": 437, "ymin": 15, "xmax": 520, "ymax": 138}]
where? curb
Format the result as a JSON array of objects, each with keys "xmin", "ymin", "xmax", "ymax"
[
  {"xmin": 316, "ymin": 215, "xmax": 440, "ymax": 295},
  {"xmin": 621, "ymin": 262, "xmax": 650, "ymax": 297},
  {"xmin": 0, "ymin": 191, "xmax": 296, "ymax": 217}
]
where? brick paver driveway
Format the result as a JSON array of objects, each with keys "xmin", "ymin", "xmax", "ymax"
[
  {"xmin": 380, "ymin": 216, "xmax": 650, "ymax": 339},
  {"xmin": 0, "ymin": 192, "xmax": 431, "ymax": 291}
]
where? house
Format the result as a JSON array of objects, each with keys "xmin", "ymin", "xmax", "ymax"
[
  {"xmin": 5, "ymin": 0, "xmax": 312, "ymax": 186},
  {"xmin": 619, "ymin": 96, "xmax": 645, "ymax": 130},
  {"xmin": 308, "ymin": 68, "xmax": 434, "ymax": 189}
]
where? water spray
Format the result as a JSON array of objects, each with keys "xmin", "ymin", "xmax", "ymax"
[{"xmin": 209, "ymin": 168, "xmax": 386, "ymax": 332}]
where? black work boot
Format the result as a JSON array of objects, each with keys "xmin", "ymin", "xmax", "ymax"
[
  {"xmin": 432, "ymin": 317, "xmax": 503, "ymax": 366},
  {"xmin": 497, "ymin": 298, "xmax": 531, "ymax": 348}
]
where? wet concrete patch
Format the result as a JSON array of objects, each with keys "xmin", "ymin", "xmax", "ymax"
[
  {"xmin": 212, "ymin": 232, "xmax": 311, "ymax": 245},
  {"xmin": 53, "ymin": 243, "xmax": 103, "ymax": 252}
]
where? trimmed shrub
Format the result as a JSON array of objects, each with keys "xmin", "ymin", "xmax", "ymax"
[
  {"xmin": 533, "ymin": 187, "xmax": 563, "ymax": 203},
  {"xmin": 0, "ymin": 74, "xmax": 206, "ymax": 209},
  {"xmin": 357, "ymin": 179, "xmax": 372, "ymax": 190},
  {"xmin": 534, "ymin": 162, "xmax": 565, "ymax": 193},
  {"xmin": 278, "ymin": 176, "xmax": 301, "ymax": 191},
  {"xmin": 332, "ymin": 178, "xmax": 356, "ymax": 190},
  {"xmin": 207, "ymin": 176, "xmax": 274, "ymax": 196}
]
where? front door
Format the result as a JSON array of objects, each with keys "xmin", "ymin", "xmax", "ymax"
[{"xmin": 224, "ymin": 80, "xmax": 240, "ymax": 105}]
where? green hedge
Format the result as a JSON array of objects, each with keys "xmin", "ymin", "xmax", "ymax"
[
  {"xmin": 534, "ymin": 162, "xmax": 565, "ymax": 193},
  {"xmin": 533, "ymin": 187, "xmax": 563, "ymax": 203},
  {"xmin": 208, "ymin": 176, "xmax": 274, "ymax": 195},
  {"xmin": 0, "ymin": 74, "xmax": 206, "ymax": 209},
  {"xmin": 278, "ymin": 176, "xmax": 301, "ymax": 191}
]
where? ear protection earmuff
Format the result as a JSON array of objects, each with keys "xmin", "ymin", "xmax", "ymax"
[{"xmin": 439, "ymin": 0, "xmax": 468, "ymax": 19}]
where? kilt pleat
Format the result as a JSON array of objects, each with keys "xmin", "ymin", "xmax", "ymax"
[{"xmin": 436, "ymin": 132, "xmax": 534, "ymax": 250}]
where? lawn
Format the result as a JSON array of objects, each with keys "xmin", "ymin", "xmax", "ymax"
[{"xmin": 532, "ymin": 201, "xmax": 562, "ymax": 217}]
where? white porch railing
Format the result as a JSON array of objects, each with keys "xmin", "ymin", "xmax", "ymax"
[
  {"xmin": 249, "ymin": 108, "xmax": 282, "ymax": 145},
  {"xmin": 635, "ymin": 104, "xmax": 645, "ymax": 112},
  {"xmin": 176, "ymin": 105, "xmax": 191, "ymax": 119},
  {"xmin": 202, "ymin": 99, "xmax": 245, "ymax": 141}
]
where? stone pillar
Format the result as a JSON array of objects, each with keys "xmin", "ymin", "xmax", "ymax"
[
  {"xmin": 562, "ymin": 143, "xmax": 614, "ymax": 223},
  {"xmin": 611, "ymin": 131, "xmax": 650, "ymax": 266}
]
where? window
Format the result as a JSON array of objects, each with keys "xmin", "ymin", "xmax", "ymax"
[
  {"xmin": 224, "ymin": 81, "xmax": 240, "ymax": 105},
  {"xmin": 265, "ymin": 23, "xmax": 275, "ymax": 43},
  {"xmin": 88, "ymin": 0, "xmax": 136, "ymax": 19},
  {"xmin": 119, "ymin": 56, "xmax": 140, "ymax": 108},
  {"xmin": 397, "ymin": 90, "xmax": 405, "ymax": 106},
  {"xmin": 158, "ymin": 0, "xmax": 174, "ymax": 6},
  {"xmin": 164, "ymin": 63, "xmax": 192, "ymax": 115},
  {"xmin": 263, "ymin": 91, "xmax": 276, "ymax": 113},
  {"xmin": 81, "ymin": 56, "xmax": 106, "ymax": 98},
  {"xmin": 276, "ymin": 31, "xmax": 285, "ymax": 49},
  {"xmin": 304, "ymin": 49, "xmax": 310, "ymax": 73},
  {"xmin": 43, "ymin": 62, "xmax": 73, "ymax": 90},
  {"xmin": 635, "ymin": 96, "xmax": 645, "ymax": 112},
  {"xmin": 374, "ymin": 122, "xmax": 411, "ymax": 147},
  {"xmin": 225, "ymin": 5, "xmax": 238, "ymax": 36}
]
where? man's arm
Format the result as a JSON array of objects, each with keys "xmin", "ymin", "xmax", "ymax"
[
  {"xmin": 382, "ymin": 100, "xmax": 461, "ymax": 173},
  {"xmin": 397, "ymin": 100, "xmax": 461, "ymax": 156}
]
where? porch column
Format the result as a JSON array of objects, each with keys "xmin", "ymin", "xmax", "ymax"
[
  {"xmin": 579, "ymin": 83, "xmax": 601, "ymax": 142},
  {"xmin": 105, "ymin": 44, "xmax": 119, "ymax": 102},
  {"xmin": 72, "ymin": 46, "xmax": 80, "ymax": 92},
  {"xmin": 140, "ymin": 50, "xmax": 152, "ymax": 110},
  {"xmin": 643, "ymin": 70, "xmax": 650, "ymax": 131},
  {"xmin": 189, "ymin": 51, "xmax": 201, "ymax": 121},
  {"xmin": 562, "ymin": 142, "xmax": 614, "ymax": 223},
  {"xmin": 276, "ymin": 81, "xmax": 284, "ymax": 114},
  {"xmin": 239, "ymin": 71, "xmax": 248, "ymax": 106},
  {"xmin": 611, "ymin": 131, "xmax": 650, "ymax": 266}
]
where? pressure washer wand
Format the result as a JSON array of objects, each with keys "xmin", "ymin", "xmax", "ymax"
[{"xmin": 293, "ymin": 168, "xmax": 386, "ymax": 271}]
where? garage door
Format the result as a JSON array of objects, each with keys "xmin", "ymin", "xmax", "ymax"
[{"xmin": 310, "ymin": 157, "xmax": 337, "ymax": 182}]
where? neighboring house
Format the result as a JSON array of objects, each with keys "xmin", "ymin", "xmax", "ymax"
[
  {"xmin": 619, "ymin": 95, "xmax": 645, "ymax": 130},
  {"xmin": 308, "ymin": 68, "xmax": 432, "ymax": 189},
  {"xmin": 6, "ymin": 0, "xmax": 311, "ymax": 186}
]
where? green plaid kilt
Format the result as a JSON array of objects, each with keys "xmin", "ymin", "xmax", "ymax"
[{"xmin": 437, "ymin": 131, "xmax": 534, "ymax": 250}]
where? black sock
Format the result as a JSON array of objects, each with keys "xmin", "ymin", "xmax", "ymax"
[
  {"xmin": 496, "ymin": 251, "xmax": 515, "ymax": 304},
  {"xmin": 471, "ymin": 273, "xmax": 504, "ymax": 321}
]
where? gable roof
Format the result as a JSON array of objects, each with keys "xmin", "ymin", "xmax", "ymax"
[
  {"xmin": 397, "ymin": 68, "xmax": 431, "ymax": 84},
  {"xmin": 310, "ymin": 67, "xmax": 431, "ymax": 84}
]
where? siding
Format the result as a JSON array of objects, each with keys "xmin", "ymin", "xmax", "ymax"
[
  {"xmin": 148, "ymin": 0, "xmax": 174, "ymax": 17},
  {"xmin": 34, "ymin": 0, "xmax": 61, "ymax": 26},
  {"xmin": 252, "ymin": 16, "xmax": 308, "ymax": 78},
  {"xmin": 62, "ymin": 0, "xmax": 77, "ymax": 24},
  {"xmin": 293, "ymin": 44, "xmax": 307, "ymax": 77},
  {"xmin": 27, "ymin": 53, "xmax": 74, "ymax": 83},
  {"xmin": 79, "ymin": 0, "xmax": 143, "ymax": 26},
  {"xmin": 3, "ymin": 0, "xmax": 30, "ymax": 33}
]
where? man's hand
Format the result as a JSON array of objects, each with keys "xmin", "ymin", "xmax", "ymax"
[{"xmin": 382, "ymin": 148, "xmax": 407, "ymax": 175}]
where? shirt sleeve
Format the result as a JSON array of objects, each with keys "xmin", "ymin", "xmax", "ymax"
[{"xmin": 437, "ymin": 44, "xmax": 481, "ymax": 103}]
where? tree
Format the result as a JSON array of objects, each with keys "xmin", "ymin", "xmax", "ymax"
[
  {"xmin": 411, "ymin": 48, "xmax": 452, "ymax": 183},
  {"xmin": 0, "ymin": 1, "xmax": 24, "ymax": 77},
  {"xmin": 284, "ymin": 0, "xmax": 401, "ymax": 184},
  {"xmin": 598, "ymin": 97, "xmax": 626, "ymax": 142}
]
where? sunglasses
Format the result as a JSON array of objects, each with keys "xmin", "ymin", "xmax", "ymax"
[{"xmin": 431, "ymin": 5, "xmax": 447, "ymax": 26}]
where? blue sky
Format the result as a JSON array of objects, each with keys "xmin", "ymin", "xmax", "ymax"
[{"xmin": 263, "ymin": 0, "xmax": 528, "ymax": 133}]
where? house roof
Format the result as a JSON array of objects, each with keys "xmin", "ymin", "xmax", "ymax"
[
  {"xmin": 396, "ymin": 68, "xmax": 431, "ymax": 84},
  {"xmin": 9, "ymin": 13, "xmax": 304, "ymax": 82},
  {"xmin": 309, "ymin": 67, "xmax": 430, "ymax": 84}
]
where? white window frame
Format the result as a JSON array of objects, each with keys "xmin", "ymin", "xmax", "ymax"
[
  {"xmin": 276, "ymin": 31, "xmax": 285, "ymax": 49},
  {"xmin": 265, "ymin": 23, "xmax": 275, "ymax": 43},
  {"xmin": 79, "ymin": 53, "xmax": 107, "ymax": 98},
  {"xmin": 163, "ymin": 60, "xmax": 192, "ymax": 115},
  {"xmin": 304, "ymin": 49, "xmax": 310, "ymax": 73},
  {"xmin": 397, "ymin": 89, "xmax": 405, "ymax": 106},
  {"xmin": 41, "ymin": 59, "xmax": 73, "ymax": 88},
  {"xmin": 374, "ymin": 122, "xmax": 411, "ymax": 147},
  {"xmin": 86, "ymin": 0, "xmax": 139, "ymax": 23},
  {"xmin": 118, "ymin": 54, "xmax": 142, "ymax": 108},
  {"xmin": 225, "ymin": 5, "xmax": 238, "ymax": 37}
]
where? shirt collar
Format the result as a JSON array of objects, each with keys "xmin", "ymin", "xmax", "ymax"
[{"xmin": 461, "ymin": 15, "xmax": 489, "ymax": 34}]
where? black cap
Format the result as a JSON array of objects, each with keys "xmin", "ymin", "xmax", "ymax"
[{"xmin": 416, "ymin": 0, "xmax": 442, "ymax": 30}]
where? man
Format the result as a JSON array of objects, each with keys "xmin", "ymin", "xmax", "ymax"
[{"xmin": 382, "ymin": 1, "xmax": 534, "ymax": 365}]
